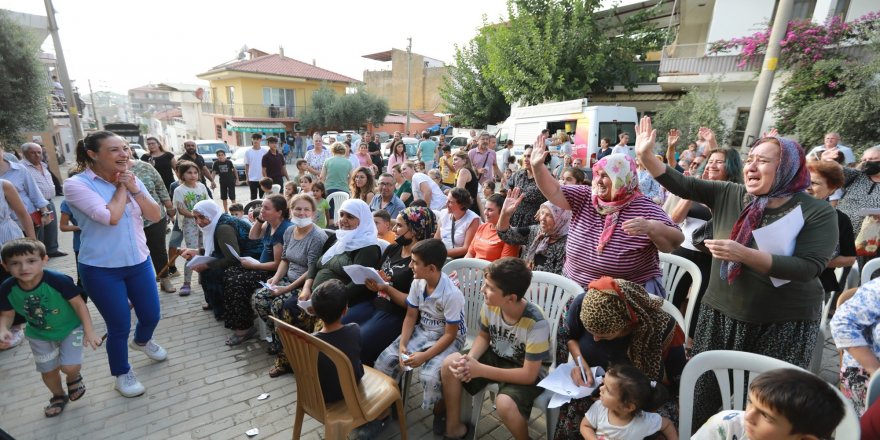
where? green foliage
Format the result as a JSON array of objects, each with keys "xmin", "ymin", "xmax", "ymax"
[
  {"xmin": 773, "ymin": 59, "xmax": 847, "ymax": 135},
  {"xmin": 654, "ymin": 83, "xmax": 731, "ymax": 147},
  {"xmin": 301, "ymin": 85, "xmax": 388, "ymax": 132},
  {"xmin": 440, "ymin": 23, "xmax": 510, "ymax": 128},
  {"xmin": 483, "ymin": 0, "xmax": 668, "ymax": 105},
  {"xmin": 0, "ymin": 11, "xmax": 48, "ymax": 148}
]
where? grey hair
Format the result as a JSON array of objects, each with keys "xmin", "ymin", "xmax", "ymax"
[
  {"xmin": 20, "ymin": 142, "xmax": 42, "ymax": 153},
  {"xmin": 864, "ymin": 145, "xmax": 880, "ymax": 157}
]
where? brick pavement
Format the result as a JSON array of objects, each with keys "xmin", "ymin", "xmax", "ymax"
[{"xmin": 0, "ymin": 165, "xmax": 842, "ymax": 440}]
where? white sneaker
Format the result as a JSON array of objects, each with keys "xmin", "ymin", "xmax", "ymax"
[
  {"xmin": 129, "ymin": 339, "xmax": 167, "ymax": 361},
  {"xmin": 114, "ymin": 370, "xmax": 145, "ymax": 397}
]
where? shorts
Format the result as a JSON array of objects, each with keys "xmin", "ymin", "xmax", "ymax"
[
  {"xmin": 219, "ymin": 182, "xmax": 236, "ymax": 201},
  {"xmin": 28, "ymin": 326, "xmax": 84, "ymax": 373},
  {"xmin": 169, "ymin": 226, "xmax": 183, "ymax": 248},
  {"xmin": 460, "ymin": 349, "xmax": 544, "ymax": 418}
]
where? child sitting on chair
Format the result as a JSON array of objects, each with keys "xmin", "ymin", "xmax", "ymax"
[
  {"xmin": 693, "ymin": 368, "xmax": 844, "ymax": 440},
  {"xmin": 311, "ymin": 279, "xmax": 364, "ymax": 404}
]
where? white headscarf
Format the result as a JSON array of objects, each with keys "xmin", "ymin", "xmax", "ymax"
[
  {"xmin": 320, "ymin": 199, "xmax": 378, "ymax": 264},
  {"xmin": 193, "ymin": 200, "xmax": 223, "ymax": 257}
]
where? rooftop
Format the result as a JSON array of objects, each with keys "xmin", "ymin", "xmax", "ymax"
[{"xmin": 198, "ymin": 51, "xmax": 358, "ymax": 84}]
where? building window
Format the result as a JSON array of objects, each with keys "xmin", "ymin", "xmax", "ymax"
[
  {"xmin": 730, "ymin": 108, "xmax": 750, "ymax": 147},
  {"xmin": 227, "ymin": 86, "xmax": 236, "ymax": 105},
  {"xmin": 262, "ymin": 87, "xmax": 295, "ymax": 117}
]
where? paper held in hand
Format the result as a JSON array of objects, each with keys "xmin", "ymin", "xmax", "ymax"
[
  {"xmin": 226, "ymin": 243, "xmax": 260, "ymax": 266},
  {"xmin": 342, "ymin": 265, "xmax": 387, "ymax": 285},
  {"xmin": 751, "ymin": 205, "xmax": 805, "ymax": 287},
  {"xmin": 537, "ymin": 363, "xmax": 604, "ymax": 408},
  {"xmin": 186, "ymin": 255, "xmax": 216, "ymax": 268}
]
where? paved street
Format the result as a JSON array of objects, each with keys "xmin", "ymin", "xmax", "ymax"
[{"xmin": 0, "ymin": 163, "xmax": 842, "ymax": 440}]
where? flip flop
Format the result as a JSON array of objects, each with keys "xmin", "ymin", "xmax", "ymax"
[
  {"xmin": 44, "ymin": 395, "xmax": 68, "ymax": 418},
  {"xmin": 225, "ymin": 327, "xmax": 257, "ymax": 346},
  {"xmin": 67, "ymin": 376, "xmax": 86, "ymax": 401}
]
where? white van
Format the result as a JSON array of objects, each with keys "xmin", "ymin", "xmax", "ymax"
[{"xmin": 494, "ymin": 99, "xmax": 638, "ymax": 166}]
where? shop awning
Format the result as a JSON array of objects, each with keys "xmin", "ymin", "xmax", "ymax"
[{"xmin": 225, "ymin": 120, "xmax": 286, "ymax": 133}]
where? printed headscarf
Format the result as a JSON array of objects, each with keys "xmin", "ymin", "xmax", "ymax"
[
  {"xmin": 579, "ymin": 277, "xmax": 671, "ymax": 379},
  {"xmin": 192, "ymin": 200, "xmax": 222, "ymax": 257},
  {"xmin": 525, "ymin": 201, "xmax": 571, "ymax": 269},
  {"xmin": 400, "ymin": 206, "xmax": 438, "ymax": 242},
  {"xmin": 320, "ymin": 199, "xmax": 378, "ymax": 264},
  {"xmin": 721, "ymin": 136, "xmax": 810, "ymax": 284},
  {"xmin": 590, "ymin": 154, "xmax": 641, "ymax": 253}
]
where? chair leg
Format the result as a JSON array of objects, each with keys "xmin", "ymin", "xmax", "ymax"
[
  {"xmin": 293, "ymin": 405, "xmax": 305, "ymax": 440},
  {"xmin": 394, "ymin": 398, "xmax": 408, "ymax": 440},
  {"xmin": 467, "ymin": 389, "xmax": 487, "ymax": 440},
  {"xmin": 400, "ymin": 369, "xmax": 412, "ymax": 410},
  {"xmin": 324, "ymin": 421, "xmax": 348, "ymax": 440}
]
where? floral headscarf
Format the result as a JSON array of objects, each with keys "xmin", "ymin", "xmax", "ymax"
[
  {"xmin": 400, "ymin": 206, "xmax": 438, "ymax": 241},
  {"xmin": 579, "ymin": 277, "xmax": 672, "ymax": 379},
  {"xmin": 721, "ymin": 136, "xmax": 810, "ymax": 284},
  {"xmin": 590, "ymin": 153, "xmax": 641, "ymax": 253},
  {"xmin": 525, "ymin": 201, "xmax": 571, "ymax": 268}
]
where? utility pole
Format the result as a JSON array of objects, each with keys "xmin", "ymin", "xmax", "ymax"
[
  {"xmin": 741, "ymin": 0, "xmax": 794, "ymax": 149},
  {"xmin": 88, "ymin": 79, "xmax": 102, "ymax": 130},
  {"xmin": 405, "ymin": 37, "xmax": 412, "ymax": 135},
  {"xmin": 44, "ymin": 0, "xmax": 83, "ymax": 143}
]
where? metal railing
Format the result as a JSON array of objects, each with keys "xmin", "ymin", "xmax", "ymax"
[{"xmin": 200, "ymin": 103, "xmax": 309, "ymax": 119}]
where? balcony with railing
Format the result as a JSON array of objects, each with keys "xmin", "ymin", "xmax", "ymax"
[{"xmin": 200, "ymin": 103, "xmax": 309, "ymax": 119}]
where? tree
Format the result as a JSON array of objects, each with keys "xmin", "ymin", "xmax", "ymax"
[
  {"xmin": 301, "ymin": 85, "xmax": 388, "ymax": 132},
  {"xmin": 0, "ymin": 11, "xmax": 48, "ymax": 148},
  {"xmin": 440, "ymin": 23, "xmax": 510, "ymax": 128},
  {"xmin": 483, "ymin": 0, "xmax": 668, "ymax": 105},
  {"xmin": 653, "ymin": 82, "xmax": 731, "ymax": 147}
]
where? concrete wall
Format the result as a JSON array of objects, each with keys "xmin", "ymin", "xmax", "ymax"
[
  {"xmin": 364, "ymin": 48, "xmax": 450, "ymax": 112},
  {"xmin": 706, "ymin": 0, "xmax": 775, "ymax": 44},
  {"xmin": 844, "ymin": 0, "xmax": 877, "ymax": 21}
]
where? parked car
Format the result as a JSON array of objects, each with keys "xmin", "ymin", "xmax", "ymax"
[
  {"xmin": 447, "ymin": 135, "xmax": 472, "ymax": 153},
  {"xmin": 194, "ymin": 140, "xmax": 231, "ymax": 169},
  {"xmin": 322, "ymin": 133, "xmax": 362, "ymax": 146},
  {"xmin": 229, "ymin": 147, "xmax": 249, "ymax": 184},
  {"xmin": 130, "ymin": 144, "xmax": 147, "ymax": 160},
  {"xmin": 381, "ymin": 137, "xmax": 421, "ymax": 161}
]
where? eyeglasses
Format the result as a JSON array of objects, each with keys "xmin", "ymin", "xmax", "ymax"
[{"xmin": 378, "ymin": 182, "xmax": 394, "ymax": 186}]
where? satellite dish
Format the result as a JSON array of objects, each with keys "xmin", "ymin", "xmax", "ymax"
[
  {"xmin": 237, "ymin": 45, "xmax": 249, "ymax": 60},
  {"xmin": 194, "ymin": 88, "xmax": 205, "ymax": 101}
]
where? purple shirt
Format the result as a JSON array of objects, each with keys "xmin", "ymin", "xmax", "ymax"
[
  {"xmin": 468, "ymin": 148, "xmax": 497, "ymax": 184},
  {"xmin": 62, "ymin": 168, "xmax": 154, "ymax": 268}
]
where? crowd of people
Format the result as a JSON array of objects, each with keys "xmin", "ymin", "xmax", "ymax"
[{"xmin": 0, "ymin": 120, "xmax": 878, "ymax": 440}]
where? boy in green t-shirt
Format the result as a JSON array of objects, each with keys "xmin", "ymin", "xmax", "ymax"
[{"xmin": 0, "ymin": 239, "xmax": 101, "ymax": 417}]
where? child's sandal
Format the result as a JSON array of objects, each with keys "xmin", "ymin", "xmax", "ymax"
[
  {"xmin": 44, "ymin": 395, "xmax": 68, "ymax": 417},
  {"xmin": 67, "ymin": 376, "xmax": 86, "ymax": 401}
]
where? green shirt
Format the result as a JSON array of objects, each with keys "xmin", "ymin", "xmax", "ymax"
[
  {"xmin": 323, "ymin": 156, "xmax": 353, "ymax": 192},
  {"xmin": 0, "ymin": 269, "xmax": 82, "ymax": 341},
  {"xmin": 419, "ymin": 140, "xmax": 437, "ymax": 161},
  {"xmin": 395, "ymin": 180, "xmax": 412, "ymax": 206},
  {"xmin": 656, "ymin": 165, "xmax": 837, "ymax": 323}
]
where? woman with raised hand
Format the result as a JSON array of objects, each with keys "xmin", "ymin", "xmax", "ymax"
[
  {"xmin": 635, "ymin": 115, "xmax": 838, "ymax": 428},
  {"xmin": 497, "ymin": 188, "xmax": 570, "ymax": 276},
  {"xmin": 505, "ymin": 146, "xmax": 547, "ymax": 228}
]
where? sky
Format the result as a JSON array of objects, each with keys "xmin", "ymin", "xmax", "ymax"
[{"xmin": 0, "ymin": 0, "xmax": 516, "ymax": 94}]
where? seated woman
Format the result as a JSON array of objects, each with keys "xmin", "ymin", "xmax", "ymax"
[
  {"xmin": 344, "ymin": 206, "xmax": 438, "ymax": 365},
  {"xmin": 181, "ymin": 201, "xmax": 262, "ymax": 320},
  {"xmin": 251, "ymin": 194, "xmax": 328, "ymax": 377},
  {"xmin": 435, "ymin": 188, "xmax": 480, "ymax": 259},
  {"xmin": 554, "ymin": 277, "xmax": 686, "ymax": 440},
  {"xmin": 222, "ymin": 194, "xmax": 292, "ymax": 346},
  {"xmin": 465, "ymin": 193, "xmax": 519, "ymax": 261},
  {"xmin": 279, "ymin": 199, "xmax": 381, "ymax": 335},
  {"xmin": 497, "ymin": 189, "xmax": 570, "ymax": 275},
  {"xmin": 831, "ymin": 277, "xmax": 880, "ymax": 415}
]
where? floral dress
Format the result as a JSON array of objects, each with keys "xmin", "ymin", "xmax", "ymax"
[
  {"xmin": 506, "ymin": 170, "xmax": 546, "ymax": 228},
  {"xmin": 831, "ymin": 277, "xmax": 880, "ymax": 415}
]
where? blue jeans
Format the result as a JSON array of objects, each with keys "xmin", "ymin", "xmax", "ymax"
[
  {"xmin": 79, "ymin": 258, "xmax": 161, "ymax": 376},
  {"xmin": 343, "ymin": 301, "xmax": 405, "ymax": 366}
]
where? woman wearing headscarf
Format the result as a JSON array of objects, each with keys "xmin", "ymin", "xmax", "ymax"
[
  {"xmin": 497, "ymin": 189, "xmax": 570, "ymax": 275},
  {"xmin": 636, "ymin": 116, "xmax": 838, "ymax": 428},
  {"xmin": 345, "ymin": 206, "xmax": 438, "ymax": 365},
  {"xmin": 554, "ymin": 277, "xmax": 686, "ymax": 440},
  {"xmin": 529, "ymin": 145, "xmax": 683, "ymax": 297}
]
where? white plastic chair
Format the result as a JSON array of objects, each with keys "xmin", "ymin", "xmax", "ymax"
[
  {"xmin": 679, "ymin": 350, "xmax": 860, "ymax": 439},
  {"xmin": 867, "ymin": 369, "xmax": 880, "ymax": 408},
  {"xmin": 377, "ymin": 239, "xmax": 390, "ymax": 255},
  {"xmin": 862, "ymin": 258, "xmax": 880, "ymax": 286},
  {"xmin": 810, "ymin": 267, "xmax": 846, "ymax": 374},
  {"xmin": 461, "ymin": 270, "xmax": 582, "ymax": 440},
  {"xmin": 327, "ymin": 191, "xmax": 349, "ymax": 223},
  {"xmin": 659, "ymin": 252, "xmax": 702, "ymax": 338}
]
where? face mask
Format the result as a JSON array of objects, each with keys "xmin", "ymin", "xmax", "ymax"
[
  {"xmin": 864, "ymin": 160, "xmax": 880, "ymax": 176},
  {"xmin": 395, "ymin": 233, "xmax": 413, "ymax": 247},
  {"xmin": 292, "ymin": 217, "xmax": 313, "ymax": 228}
]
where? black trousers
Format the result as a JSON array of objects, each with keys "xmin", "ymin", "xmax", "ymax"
[
  {"xmin": 144, "ymin": 217, "xmax": 170, "ymax": 279},
  {"xmin": 248, "ymin": 181, "xmax": 264, "ymax": 200}
]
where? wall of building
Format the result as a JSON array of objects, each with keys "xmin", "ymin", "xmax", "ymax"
[
  {"xmin": 706, "ymin": 0, "xmax": 775, "ymax": 44},
  {"xmin": 845, "ymin": 0, "xmax": 876, "ymax": 21},
  {"xmin": 208, "ymin": 76, "xmax": 347, "ymax": 118},
  {"xmin": 364, "ymin": 49, "xmax": 450, "ymax": 113}
]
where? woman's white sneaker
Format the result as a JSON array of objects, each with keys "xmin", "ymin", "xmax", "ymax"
[
  {"xmin": 129, "ymin": 339, "xmax": 167, "ymax": 361},
  {"xmin": 114, "ymin": 370, "xmax": 145, "ymax": 397}
]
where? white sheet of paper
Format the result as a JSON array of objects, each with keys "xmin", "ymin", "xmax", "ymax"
[
  {"xmin": 858, "ymin": 208, "xmax": 880, "ymax": 216},
  {"xmin": 240, "ymin": 256, "xmax": 261, "ymax": 266},
  {"xmin": 186, "ymin": 255, "xmax": 216, "ymax": 268},
  {"xmin": 342, "ymin": 265, "xmax": 387, "ymax": 285},
  {"xmin": 226, "ymin": 243, "xmax": 241, "ymax": 260},
  {"xmin": 537, "ymin": 363, "xmax": 603, "ymax": 408},
  {"xmin": 751, "ymin": 205, "xmax": 805, "ymax": 287},
  {"xmin": 259, "ymin": 281, "xmax": 277, "ymax": 292},
  {"xmin": 298, "ymin": 299, "xmax": 314, "ymax": 315}
]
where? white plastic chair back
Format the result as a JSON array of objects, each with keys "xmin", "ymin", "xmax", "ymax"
[
  {"xmin": 868, "ymin": 369, "xmax": 880, "ymax": 408},
  {"xmin": 660, "ymin": 300, "xmax": 686, "ymax": 335},
  {"xmin": 327, "ymin": 191, "xmax": 349, "ymax": 222},
  {"xmin": 659, "ymin": 252, "xmax": 702, "ymax": 336},
  {"xmin": 441, "ymin": 258, "xmax": 491, "ymax": 343},
  {"xmin": 862, "ymin": 258, "xmax": 880, "ymax": 286},
  {"xmin": 679, "ymin": 350, "xmax": 860, "ymax": 439},
  {"xmin": 377, "ymin": 239, "xmax": 389, "ymax": 255}
]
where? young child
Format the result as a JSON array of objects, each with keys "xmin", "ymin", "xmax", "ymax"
[
  {"xmin": 295, "ymin": 159, "xmax": 309, "ymax": 181},
  {"xmin": 440, "ymin": 257, "xmax": 550, "ymax": 440},
  {"xmin": 416, "ymin": 161, "xmax": 427, "ymax": 173},
  {"xmin": 439, "ymin": 146, "xmax": 457, "ymax": 187},
  {"xmin": 311, "ymin": 279, "xmax": 364, "ymax": 403},
  {"xmin": 375, "ymin": 239, "xmax": 466, "ymax": 410},
  {"xmin": 260, "ymin": 177, "xmax": 280, "ymax": 196},
  {"xmin": 228, "ymin": 203, "xmax": 245, "ymax": 219},
  {"xmin": 580, "ymin": 365, "xmax": 678, "ymax": 440},
  {"xmin": 211, "ymin": 149, "xmax": 239, "ymax": 212},
  {"xmin": 311, "ymin": 182, "xmax": 330, "ymax": 229},
  {"xmin": 173, "ymin": 161, "xmax": 209, "ymax": 296},
  {"xmin": 373, "ymin": 209, "xmax": 396, "ymax": 243},
  {"xmin": 283, "ymin": 181, "xmax": 297, "ymax": 204},
  {"xmin": 298, "ymin": 174, "xmax": 314, "ymax": 197},
  {"xmin": 693, "ymin": 368, "xmax": 844, "ymax": 440},
  {"xmin": 0, "ymin": 239, "xmax": 101, "ymax": 417}
]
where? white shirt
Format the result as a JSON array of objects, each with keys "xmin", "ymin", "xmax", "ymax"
[
  {"xmin": 611, "ymin": 144, "xmax": 635, "ymax": 159},
  {"xmin": 585, "ymin": 401, "xmax": 662, "ymax": 439},
  {"xmin": 405, "ymin": 273, "xmax": 467, "ymax": 339},
  {"xmin": 438, "ymin": 209, "xmax": 480, "ymax": 249},
  {"xmin": 808, "ymin": 144, "xmax": 856, "ymax": 165},
  {"xmin": 692, "ymin": 410, "xmax": 748, "ymax": 440},
  {"xmin": 411, "ymin": 172, "xmax": 447, "ymax": 211},
  {"xmin": 346, "ymin": 153, "xmax": 361, "ymax": 171},
  {"xmin": 244, "ymin": 147, "xmax": 269, "ymax": 182}
]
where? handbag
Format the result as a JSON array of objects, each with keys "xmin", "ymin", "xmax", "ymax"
[
  {"xmin": 692, "ymin": 218, "xmax": 713, "ymax": 254},
  {"xmin": 29, "ymin": 211, "xmax": 43, "ymax": 227}
]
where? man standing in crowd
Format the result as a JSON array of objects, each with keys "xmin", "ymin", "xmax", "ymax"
[
  {"xmin": 21, "ymin": 143, "xmax": 65, "ymax": 257},
  {"xmin": 611, "ymin": 132, "xmax": 634, "ymax": 159},
  {"xmin": 468, "ymin": 132, "xmax": 502, "ymax": 185},
  {"xmin": 245, "ymin": 133, "xmax": 269, "ymax": 200},
  {"xmin": 261, "ymin": 136, "xmax": 288, "ymax": 187},
  {"xmin": 369, "ymin": 173, "xmax": 406, "ymax": 219},
  {"xmin": 418, "ymin": 132, "xmax": 437, "ymax": 169},
  {"xmin": 0, "ymin": 145, "xmax": 52, "ymax": 253},
  {"xmin": 293, "ymin": 132, "xmax": 304, "ymax": 160},
  {"xmin": 368, "ymin": 133, "xmax": 383, "ymax": 172},
  {"xmin": 809, "ymin": 132, "xmax": 856, "ymax": 165},
  {"xmin": 179, "ymin": 140, "xmax": 215, "ymax": 196}
]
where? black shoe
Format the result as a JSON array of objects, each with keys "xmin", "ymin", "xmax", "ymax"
[{"xmin": 48, "ymin": 252, "xmax": 68, "ymax": 258}]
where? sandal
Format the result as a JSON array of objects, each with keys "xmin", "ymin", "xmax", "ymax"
[
  {"xmin": 268, "ymin": 364, "xmax": 291, "ymax": 378},
  {"xmin": 44, "ymin": 395, "xmax": 69, "ymax": 418},
  {"xmin": 225, "ymin": 327, "xmax": 257, "ymax": 346},
  {"xmin": 67, "ymin": 375, "xmax": 86, "ymax": 401},
  {"xmin": 202, "ymin": 303, "xmax": 212, "ymax": 311}
]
